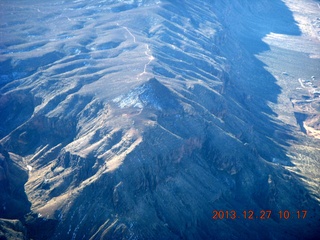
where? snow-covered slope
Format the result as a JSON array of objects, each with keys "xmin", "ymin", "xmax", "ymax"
[{"xmin": 1, "ymin": 0, "xmax": 320, "ymax": 239}]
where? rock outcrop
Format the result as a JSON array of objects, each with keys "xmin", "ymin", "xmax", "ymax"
[{"xmin": 0, "ymin": 0, "xmax": 319, "ymax": 239}]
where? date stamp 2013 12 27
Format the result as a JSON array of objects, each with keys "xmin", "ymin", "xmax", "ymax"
[{"xmin": 212, "ymin": 210, "xmax": 307, "ymax": 220}]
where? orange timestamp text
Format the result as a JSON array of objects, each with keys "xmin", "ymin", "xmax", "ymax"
[{"xmin": 212, "ymin": 210, "xmax": 307, "ymax": 220}]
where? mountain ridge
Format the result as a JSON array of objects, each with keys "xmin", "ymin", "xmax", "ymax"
[{"xmin": 0, "ymin": 0, "xmax": 320, "ymax": 239}]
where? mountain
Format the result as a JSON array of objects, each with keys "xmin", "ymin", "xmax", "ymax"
[{"xmin": 0, "ymin": 0, "xmax": 320, "ymax": 239}]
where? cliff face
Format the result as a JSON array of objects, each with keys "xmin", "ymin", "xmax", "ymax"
[
  {"xmin": 0, "ymin": 145, "xmax": 30, "ymax": 220},
  {"xmin": 0, "ymin": 0, "xmax": 319, "ymax": 239}
]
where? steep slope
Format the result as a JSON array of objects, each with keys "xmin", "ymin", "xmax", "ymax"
[
  {"xmin": 0, "ymin": 145, "xmax": 30, "ymax": 220},
  {"xmin": 0, "ymin": 0, "xmax": 319, "ymax": 239}
]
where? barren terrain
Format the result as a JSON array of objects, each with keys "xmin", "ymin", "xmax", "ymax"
[{"xmin": 0, "ymin": 0, "xmax": 319, "ymax": 239}]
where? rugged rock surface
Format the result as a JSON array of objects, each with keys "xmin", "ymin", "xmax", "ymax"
[
  {"xmin": 0, "ymin": 218, "xmax": 27, "ymax": 240},
  {"xmin": 0, "ymin": 0, "xmax": 319, "ymax": 239},
  {"xmin": 0, "ymin": 145, "xmax": 30, "ymax": 220}
]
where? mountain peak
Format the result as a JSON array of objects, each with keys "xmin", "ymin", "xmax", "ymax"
[{"xmin": 1, "ymin": 0, "xmax": 319, "ymax": 239}]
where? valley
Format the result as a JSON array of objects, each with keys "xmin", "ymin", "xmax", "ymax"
[{"xmin": 0, "ymin": 0, "xmax": 319, "ymax": 239}]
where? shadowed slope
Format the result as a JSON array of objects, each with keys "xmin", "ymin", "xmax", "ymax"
[{"xmin": 0, "ymin": 0, "xmax": 319, "ymax": 239}]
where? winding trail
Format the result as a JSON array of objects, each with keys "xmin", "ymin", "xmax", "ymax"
[
  {"xmin": 139, "ymin": 44, "xmax": 155, "ymax": 77},
  {"xmin": 122, "ymin": 26, "xmax": 136, "ymax": 43},
  {"xmin": 298, "ymin": 78, "xmax": 307, "ymax": 88},
  {"xmin": 118, "ymin": 24, "xmax": 155, "ymax": 78}
]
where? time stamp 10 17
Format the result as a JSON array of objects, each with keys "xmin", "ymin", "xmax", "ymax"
[{"xmin": 212, "ymin": 210, "xmax": 308, "ymax": 220}]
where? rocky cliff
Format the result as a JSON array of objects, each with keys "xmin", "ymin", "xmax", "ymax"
[{"xmin": 0, "ymin": 0, "xmax": 319, "ymax": 239}]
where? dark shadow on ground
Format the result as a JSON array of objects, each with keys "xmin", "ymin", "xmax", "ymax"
[
  {"xmin": 0, "ymin": 143, "xmax": 58, "ymax": 239},
  {"xmin": 215, "ymin": 0, "xmax": 301, "ymax": 164}
]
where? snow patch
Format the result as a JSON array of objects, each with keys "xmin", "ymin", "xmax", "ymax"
[
  {"xmin": 113, "ymin": 86, "xmax": 145, "ymax": 109},
  {"xmin": 112, "ymin": 80, "xmax": 162, "ymax": 110},
  {"xmin": 27, "ymin": 165, "xmax": 33, "ymax": 171}
]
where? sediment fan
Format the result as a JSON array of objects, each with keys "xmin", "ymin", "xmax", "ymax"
[{"xmin": 0, "ymin": 0, "xmax": 319, "ymax": 239}]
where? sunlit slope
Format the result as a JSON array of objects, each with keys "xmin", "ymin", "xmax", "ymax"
[{"xmin": 0, "ymin": 0, "xmax": 319, "ymax": 239}]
